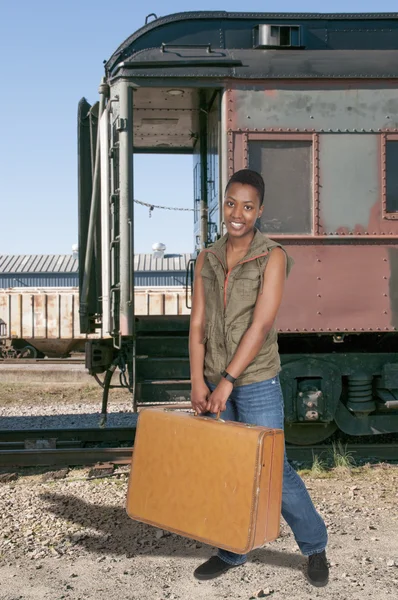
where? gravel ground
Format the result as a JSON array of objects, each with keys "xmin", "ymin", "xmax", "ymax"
[
  {"xmin": 1, "ymin": 465, "xmax": 398, "ymax": 600},
  {"xmin": 0, "ymin": 384, "xmax": 138, "ymax": 430}
]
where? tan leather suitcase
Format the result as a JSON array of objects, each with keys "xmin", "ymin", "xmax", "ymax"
[{"xmin": 126, "ymin": 408, "xmax": 284, "ymax": 554}]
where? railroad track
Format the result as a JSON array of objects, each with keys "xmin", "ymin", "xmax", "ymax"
[
  {"xmin": 0, "ymin": 424, "xmax": 397, "ymax": 467},
  {"xmin": 0, "ymin": 358, "xmax": 85, "ymax": 365}
]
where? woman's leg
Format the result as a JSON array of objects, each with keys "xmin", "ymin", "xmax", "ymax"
[
  {"xmin": 233, "ymin": 376, "xmax": 328, "ymax": 557},
  {"xmin": 195, "ymin": 377, "xmax": 328, "ymax": 583}
]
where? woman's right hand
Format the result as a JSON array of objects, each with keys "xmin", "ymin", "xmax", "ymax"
[{"xmin": 191, "ymin": 380, "xmax": 210, "ymax": 414}]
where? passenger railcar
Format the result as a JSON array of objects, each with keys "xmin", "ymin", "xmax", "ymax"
[{"xmin": 78, "ymin": 11, "xmax": 398, "ymax": 443}]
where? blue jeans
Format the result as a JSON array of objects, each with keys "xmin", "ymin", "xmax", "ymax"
[{"xmin": 205, "ymin": 376, "xmax": 328, "ymax": 566}]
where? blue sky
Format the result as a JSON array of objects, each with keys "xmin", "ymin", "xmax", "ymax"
[{"xmin": 1, "ymin": 0, "xmax": 397, "ymax": 255}]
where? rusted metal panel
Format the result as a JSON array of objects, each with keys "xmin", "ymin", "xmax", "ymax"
[
  {"xmin": 278, "ymin": 244, "xmax": 398, "ymax": 332},
  {"xmin": 0, "ymin": 294, "xmax": 8, "ymax": 337},
  {"xmin": 46, "ymin": 294, "xmax": 59, "ymax": 339},
  {"xmin": 21, "ymin": 295, "xmax": 33, "ymax": 339},
  {"xmin": 134, "ymin": 292, "xmax": 148, "ymax": 315},
  {"xmin": 319, "ymin": 134, "xmax": 379, "ymax": 233},
  {"xmin": 60, "ymin": 295, "xmax": 74, "ymax": 338},
  {"xmin": 149, "ymin": 292, "xmax": 164, "ymax": 316},
  {"xmin": 229, "ymin": 85, "xmax": 398, "ymax": 131},
  {"xmin": 164, "ymin": 292, "xmax": 178, "ymax": 315},
  {"xmin": 73, "ymin": 293, "xmax": 81, "ymax": 339},
  {"xmin": 0, "ymin": 289, "xmax": 192, "ymax": 353},
  {"xmin": 33, "ymin": 294, "xmax": 46, "ymax": 338}
]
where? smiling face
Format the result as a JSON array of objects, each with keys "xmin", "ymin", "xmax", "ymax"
[{"xmin": 223, "ymin": 182, "xmax": 264, "ymax": 239}]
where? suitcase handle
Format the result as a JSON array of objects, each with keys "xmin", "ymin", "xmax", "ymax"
[{"xmin": 194, "ymin": 410, "xmax": 223, "ymax": 421}]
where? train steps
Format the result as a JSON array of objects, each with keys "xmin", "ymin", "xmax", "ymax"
[{"xmin": 135, "ymin": 318, "xmax": 191, "ymax": 406}]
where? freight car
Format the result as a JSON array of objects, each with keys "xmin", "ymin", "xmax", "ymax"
[
  {"xmin": 78, "ymin": 11, "xmax": 398, "ymax": 444},
  {"xmin": 0, "ymin": 287, "xmax": 190, "ymax": 358}
]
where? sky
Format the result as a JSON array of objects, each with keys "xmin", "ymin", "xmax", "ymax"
[{"xmin": 1, "ymin": 0, "xmax": 397, "ymax": 256}]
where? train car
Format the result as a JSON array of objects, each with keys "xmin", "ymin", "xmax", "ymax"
[
  {"xmin": 0, "ymin": 287, "xmax": 190, "ymax": 358},
  {"xmin": 78, "ymin": 11, "xmax": 398, "ymax": 444}
]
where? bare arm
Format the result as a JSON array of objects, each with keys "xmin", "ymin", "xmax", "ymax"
[
  {"xmin": 189, "ymin": 251, "xmax": 210, "ymax": 413},
  {"xmin": 206, "ymin": 247, "xmax": 286, "ymax": 413}
]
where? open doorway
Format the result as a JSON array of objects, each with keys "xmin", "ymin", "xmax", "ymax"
[
  {"xmin": 133, "ymin": 154, "xmax": 194, "ymax": 256},
  {"xmin": 132, "ymin": 87, "xmax": 222, "ymax": 252}
]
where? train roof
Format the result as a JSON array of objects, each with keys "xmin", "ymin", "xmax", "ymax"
[{"xmin": 106, "ymin": 11, "xmax": 398, "ymax": 80}]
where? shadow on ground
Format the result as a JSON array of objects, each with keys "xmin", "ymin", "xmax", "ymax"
[{"xmin": 39, "ymin": 492, "xmax": 304, "ymax": 570}]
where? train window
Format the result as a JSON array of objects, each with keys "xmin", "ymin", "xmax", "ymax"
[
  {"xmin": 386, "ymin": 141, "xmax": 398, "ymax": 213},
  {"xmin": 248, "ymin": 140, "xmax": 313, "ymax": 234}
]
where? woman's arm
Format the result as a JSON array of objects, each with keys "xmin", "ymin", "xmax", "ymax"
[
  {"xmin": 189, "ymin": 251, "xmax": 211, "ymax": 413},
  {"xmin": 206, "ymin": 247, "xmax": 286, "ymax": 413}
]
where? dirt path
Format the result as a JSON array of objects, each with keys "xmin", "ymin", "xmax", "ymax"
[{"xmin": 1, "ymin": 464, "xmax": 397, "ymax": 600}]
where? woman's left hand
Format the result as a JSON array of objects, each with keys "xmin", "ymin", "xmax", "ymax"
[{"xmin": 206, "ymin": 378, "xmax": 234, "ymax": 414}]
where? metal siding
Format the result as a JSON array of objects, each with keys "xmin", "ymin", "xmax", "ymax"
[
  {"xmin": 327, "ymin": 29, "xmax": 398, "ymax": 49},
  {"xmin": 319, "ymin": 134, "xmax": 379, "ymax": 233},
  {"xmin": 0, "ymin": 274, "xmax": 79, "ymax": 287},
  {"xmin": 231, "ymin": 87, "xmax": 398, "ymax": 131},
  {"xmin": 46, "ymin": 293, "xmax": 59, "ymax": 339},
  {"xmin": 278, "ymin": 244, "xmax": 396, "ymax": 332},
  {"xmin": 33, "ymin": 294, "xmax": 46, "ymax": 338},
  {"xmin": 21, "ymin": 294, "xmax": 32, "ymax": 338}
]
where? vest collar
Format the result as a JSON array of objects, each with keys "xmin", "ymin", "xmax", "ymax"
[{"xmin": 206, "ymin": 228, "xmax": 270, "ymax": 270}]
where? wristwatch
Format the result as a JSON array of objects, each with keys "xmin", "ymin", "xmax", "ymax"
[{"xmin": 221, "ymin": 370, "xmax": 236, "ymax": 384}]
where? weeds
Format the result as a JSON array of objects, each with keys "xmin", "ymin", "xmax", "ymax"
[
  {"xmin": 330, "ymin": 441, "xmax": 356, "ymax": 469},
  {"xmin": 310, "ymin": 453, "xmax": 327, "ymax": 476}
]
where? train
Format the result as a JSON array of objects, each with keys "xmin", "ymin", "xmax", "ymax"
[
  {"xmin": 0, "ymin": 287, "xmax": 190, "ymax": 358},
  {"xmin": 77, "ymin": 10, "xmax": 398, "ymax": 444}
]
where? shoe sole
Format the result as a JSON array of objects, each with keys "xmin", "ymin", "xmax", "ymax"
[{"xmin": 306, "ymin": 573, "xmax": 329, "ymax": 587}]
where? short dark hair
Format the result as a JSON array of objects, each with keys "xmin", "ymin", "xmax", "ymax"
[{"xmin": 225, "ymin": 169, "xmax": 265, "ymax": 206}]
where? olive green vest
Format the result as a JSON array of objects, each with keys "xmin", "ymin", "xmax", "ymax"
[{"xmin": 201, "ymin": 229, "xmax": 293, "ymax": 387}]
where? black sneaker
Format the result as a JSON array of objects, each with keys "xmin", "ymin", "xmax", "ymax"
[
  {"xmin": 194, "ymin": 556, "xmax": 243, "ymax": 580},
  {"xmin": 307, "ymin": 550, "xmax": 329, "ymax": 587}
]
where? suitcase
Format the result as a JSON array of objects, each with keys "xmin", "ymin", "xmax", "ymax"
[{"xmin": 126, "ymin": 408, "xmax": 284, "ymax": 554}]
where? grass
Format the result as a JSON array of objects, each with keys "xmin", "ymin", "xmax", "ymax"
[
  {"xmin": 310, "ymin": 453, "xmax": 328, "ymax": 476},
  {"xmin": 330, "ymin": 441, "xmax": 356, "ymax": 470}
]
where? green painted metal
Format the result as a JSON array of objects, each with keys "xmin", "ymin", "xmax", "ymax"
[
  {"xmin": 134, "ymin": 340, "xmax": 398, "ymax": 436},
  {"xmin": 136, "ymin": 336, "xmax": 189, "ymax": 358}
]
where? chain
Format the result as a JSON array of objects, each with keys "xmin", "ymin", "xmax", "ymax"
[{"xmin": 134, "ymin": 198, "xmax": 194, "ymax": 218}]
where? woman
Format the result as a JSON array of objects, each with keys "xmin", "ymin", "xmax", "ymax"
[{"xmin": 189, "ymin": 169, "xmax": 329, "ymax": 587}]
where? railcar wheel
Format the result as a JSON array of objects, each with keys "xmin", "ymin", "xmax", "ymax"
[
  {"xmin": 19, "ymin": 345, "xmax": 38, "ymax": 359},
  {"xmin": 285, "ymin": 422, "xmax": 337, "ymax": 446}
]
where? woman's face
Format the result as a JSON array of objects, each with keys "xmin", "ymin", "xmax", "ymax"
[{"xmin": 223, "ymin": 182, "xmax": 264, "ymax": 239}]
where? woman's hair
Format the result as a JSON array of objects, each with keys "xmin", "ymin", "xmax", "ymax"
[{"xmin": 225, "ymin": 169, "xmax": 265, "ymax": 206}]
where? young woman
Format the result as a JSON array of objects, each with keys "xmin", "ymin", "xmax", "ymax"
[{"xmin": 189, "ymin": 169, "xmax": 329, "ymax": 587}]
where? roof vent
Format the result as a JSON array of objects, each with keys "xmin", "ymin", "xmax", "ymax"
[
  {"xmin": 152, "ymin": 242, "xmax": 166, "ymax": 259},
  {"xmin": 254, "ymin": 24, "xmax": 301, "ymax": 49}
]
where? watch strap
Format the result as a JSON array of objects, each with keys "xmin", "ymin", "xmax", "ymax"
[{"xmin": 221, "ymin": 370, "xmax": 236, "ymax": 384}]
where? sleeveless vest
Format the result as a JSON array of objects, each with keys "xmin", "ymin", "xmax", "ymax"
[{"xmin": 201, "ymin": 229, "xmax": 293, "ymax": 387}]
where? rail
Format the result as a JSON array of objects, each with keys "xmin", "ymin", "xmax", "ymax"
[
  {"xmin": 1, "ymin": 439, "xmax": 397, "ymax": 468},
  {"xmin": 0, "ymin": 358, "xmax": 85, "ymax": 365}
]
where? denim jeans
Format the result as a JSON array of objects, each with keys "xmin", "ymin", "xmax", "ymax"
[{"xmin": 205, "ymin": 376, "xmax": 328, "ymax": 566}]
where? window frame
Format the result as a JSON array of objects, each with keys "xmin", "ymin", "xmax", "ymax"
[{"xmin": 382, "ymin": 133, "xmax": 398, "ymax": 221}]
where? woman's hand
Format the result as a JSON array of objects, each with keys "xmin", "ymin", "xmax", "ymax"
[
  {"xmin": 206, "ymin": 378, "xmax": 233, "ymax": 414},
  {"xmin": 191, "ymin": 380, "xmax": 210, "ymax": 414}
]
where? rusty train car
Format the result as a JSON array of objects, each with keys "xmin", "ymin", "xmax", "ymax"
[
  {"xmin": 79, "ymin": 11, "xmax": 398, "ymax": 444},
  {"xmin": 0, "ymin": 287, "xmax": 190, "ymax": 358}
]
